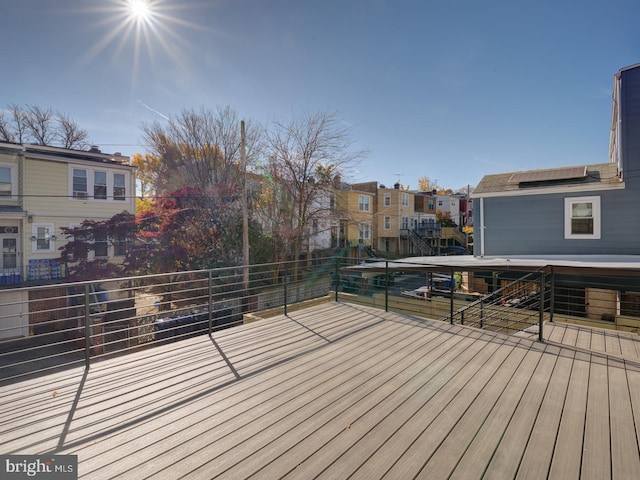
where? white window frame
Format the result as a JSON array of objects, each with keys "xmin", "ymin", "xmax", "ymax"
[
  {"xmin": 68, "ymin": 167, "xmax": 129, "ymax": 202},
  {"xmin": 384, "ymin": 215, "xmax": 391, "ymax": 230},
  {"xmin": 93, "ymin": 230, "xmax": 109, "ymax": 258},
  {"xmin": 32, "ymin": 223, "xmax": 56, "ymax": 253},
  {"xmin": 564, "ymin": 196, "xmax": 601, "ymax": 239},
  {"xmin": 401, "ymin": 193, "xmax": 409, "ymax": 207},
  {"xmin": 72, "ymin": 168, "xmax": 88, "ymax": 199},
  {"xmin": 384, "ymin": 193, "xmax": 391, "ymax": 207},
  {"xmin": 94, "ymin": 170, "xmax": 108, "ymax": 200},
  {"xmin": 113, "ymin": 173, "xmax": 126, "ymax": 201},
  {"xmin": 401, "ymin": 216, "xmax": 409, "ymax": 229},
  {"xmin": 0, "ymin": 162, "xmax": 18, "ymax": 199},
  {"xmin": 358, "ymin": 195, "xmax": 370, "ymax": 212}
]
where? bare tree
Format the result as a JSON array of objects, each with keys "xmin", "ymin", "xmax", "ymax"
[
  {"xmin": 262, "ymin": 111, "xmax": 365, "ymax": 268},
  {"xmin": 0, "ymin": 104, "xmax": 89, "ymax": 149},
  {"xmin": 3, "ymin": 104, "xmax": 30, "ymax": 143},
  {"xmin": 0, "ymin": 110, "xmax": 13, "ymax": 143},
  {"xmin": 141, "ymin": 106, "xmax": 262, "ymax": 194},
  {"xmin": 56, "ymin": 113, "xmax": 89, "ymax": 149},
  {"xmin": 23, "ymin": 105, "xmax": 55, "ymax": 145}
]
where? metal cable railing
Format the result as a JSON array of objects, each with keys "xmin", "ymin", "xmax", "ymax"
[
  {"xmin": 0, "ymin": 258, "xmax": 336, "ymax": 385},
  {"xmin": 4, "ymin": 256, "xmax": 640, "ymax": 386}
]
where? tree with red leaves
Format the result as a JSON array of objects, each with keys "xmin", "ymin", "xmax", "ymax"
[{"xmin": 59, "ymin": 185, "xmax": 250, "ymax": 281}]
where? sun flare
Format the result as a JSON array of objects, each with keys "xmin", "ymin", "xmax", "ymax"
[
  {"xmin": 129, "ymin": 0, "xmax": 151, "ymax": 22},
  {"xmin": 80, "ymin": 0, "xmax": 209, "ymax": 87}
]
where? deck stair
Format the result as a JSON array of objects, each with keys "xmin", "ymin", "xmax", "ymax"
[
  {"xmin": 443, "ymin": 269, "xmax": 551, "ymax": 338},
  {"xmin": 407, "ymin": 229, "xmax": 435, "ymax": 256}
]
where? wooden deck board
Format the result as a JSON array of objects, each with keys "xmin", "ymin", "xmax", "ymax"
[
  {"xmin": 546, "ymin": 323, "xmax": 567, "ymax": 344},
  {"xmin": 609, "ymin": 364, "xmax": 640, "ymax": 479},
  {"xmin": 561, "ymin": 325, "xmax": 579, "ymax": 347},
  {"xmin": 347, "ymin": 335, "xmax": 513, "ymax": 480},
  {"xmin": 80, "ymin": 311, "xmax": 409, "ymax": 478},
  {"xmin": 281, "ymin": 330, "xmax": 497, "ymax": 480},
  {"xmin": 416, "ymin": 347, "xmax": 541, "ymax": 479},
  {"xmin": 216, "ymin": 327, "xmax": 479, "ymax": 479},
  {"xmin": 177, "ymin": 324, "xmax": 458, "ymax": 479},
  {"xmin": 547, "ymin": 355, "xmax": 590, "ymax": 479},
  {"xmin": 380, "ymin": 344, "xmax": 529, "ymax": 479},
  {"xmin": 604, "ymin": 332, "xmax": 623, "ymax": 356},
  {"xmin": 475, "ymin": 349, "xmax": 558, "ymax": 480},
  {"xmin": 515, "ymin": 351, "xmax": 574, "ymax": 479},
  {"xmin": 576, "ymin": 327, "xmax": 593, "ymax": 349},
  {"xmin": 590, "ymin": 329, "xmax": 606, "ymax": 352},
  {"xmin": 618, "ymin": 335, "xmax": 640, "ymax": 360},
  {"xmin": 582, "ymin": 361, "xmax": 611, "ymax": 480},
  {"xmin": 2, "ymin": 302, "xmax": 640, "ymax": 480}
]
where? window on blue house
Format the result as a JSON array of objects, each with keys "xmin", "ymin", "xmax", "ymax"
[{"xmin": 564, "ymin": 196, "xmax": 600, "ymax": 239}]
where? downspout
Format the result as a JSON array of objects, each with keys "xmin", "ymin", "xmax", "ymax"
[
  {"xmin": 616, "ymin": 75, "xmax": 623, "ymax": 175},
  {"xmin": 480, "ymin": 197, "xmax": 485, "ymax": 257}
]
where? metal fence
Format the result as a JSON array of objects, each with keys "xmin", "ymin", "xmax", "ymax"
[
  {"xmin": 333, "ymin": 258, "xmax": 640, "ymax": 340},
  {"xmin": 2, "ymin": 256, "xmax": 640, "ymax": 385},
  {"xmin": 0, "ymin": 258, "xmax": 334, "ymax": 385}
]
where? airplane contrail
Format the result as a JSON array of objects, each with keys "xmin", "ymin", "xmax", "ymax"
[{"xmin": 138, "ymin": 100, "xmax": 169, "ymax": 121}]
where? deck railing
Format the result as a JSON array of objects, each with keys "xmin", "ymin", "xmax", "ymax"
[
  {"xmin": 3, "ymin": 256, "xmax": 640, "ymax": 385},
  {"xmin": 0, "ymin": 258, "xmax": 335, "ymax": 385}
]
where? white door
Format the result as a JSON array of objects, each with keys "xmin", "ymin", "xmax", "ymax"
[
  {"xmin": 1, "ymin": 236, "xmax": 18, "ymax": 269},
  {"xmin": 0, "ymin": 290, "xmax": 28, "ymax": 339}
]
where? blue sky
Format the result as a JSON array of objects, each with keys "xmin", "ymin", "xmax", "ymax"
[{"xmin": 1, "ymin": 0, "xmax": 638, "ymax": 190}]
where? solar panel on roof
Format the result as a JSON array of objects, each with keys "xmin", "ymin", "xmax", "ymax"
[{"xmin": 507, "ymin": 166, "xmax": 588, "ymax": 184}]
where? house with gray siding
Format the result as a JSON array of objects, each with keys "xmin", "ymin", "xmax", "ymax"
[{"xmin": 472, "ymin": 63, "xmax": 640, "ymax": 257}]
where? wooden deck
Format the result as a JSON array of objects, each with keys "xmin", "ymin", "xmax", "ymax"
[{"xmin": 2, "ymin": 302, "xmax": 640, "ymax": 479}]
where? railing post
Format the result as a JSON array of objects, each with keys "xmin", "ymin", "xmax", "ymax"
[
  {"xmin": 284, "ymin": 271, "xmax": 288, "ymax": 316},
  {"xmin": 549, "ymin": 266, "xmax": 555, "ymax": 323},
  {"xmin": 84, "ymin": 284, "xmax": 91, "ymax": 369},
  {"xmin": 335, "ymin": 257, "xmax": 339, "ymax": 302},
  {"xmin": 450, "ymin": 267, "xmax": 454, "ymax": 324},
  {"xmin": 480, "ymin": 299, "xmax": 484, "ymax": 328},
  {"xmin": 385, "ymin": 260, "xmax": 389, "ymax": 312},
  {"xmin": 208, "ymin": 270, "xmax": 213, "ymax": 335},
  {"xmin": 539, "ymin": 271, "xmax": 545, "ymax": 342}
]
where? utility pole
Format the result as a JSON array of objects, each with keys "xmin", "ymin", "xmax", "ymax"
[{"xmin": 241, "ymin": 120, "xmax": 250, "ymax": 308}]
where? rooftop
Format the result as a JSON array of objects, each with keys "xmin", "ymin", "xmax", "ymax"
[
  {"xmin": 3, "ymin": 301, "xmax": 640, "ymax": 479},
  {"xmin": 472, "ymin": 162, "xmax": 622, "ymax": 197}
]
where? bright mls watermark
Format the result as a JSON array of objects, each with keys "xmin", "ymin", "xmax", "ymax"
[{"xmin": 1, "ymin": 455, "xmax": 77, "ymax": 479}]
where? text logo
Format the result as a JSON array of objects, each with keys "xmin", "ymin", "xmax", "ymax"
[{"xmin": 1, "ymin": 455, "xmax": 77, "ymax": 479}]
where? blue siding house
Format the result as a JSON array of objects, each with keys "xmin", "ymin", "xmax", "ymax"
[{"xmin": 472, "ymin": 63, "xmax": 640, "ymax": 257}]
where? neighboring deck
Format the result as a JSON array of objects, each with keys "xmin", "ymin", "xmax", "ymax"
[{"xmin": 2, "ymin": 302, "xmax": 640, "ymax": 479}]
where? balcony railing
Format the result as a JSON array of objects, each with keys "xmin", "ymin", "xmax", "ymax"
[
  {"xmin": 0, "ymin": 259, "xmax": 335, "ymax": 385},
  {"xmin": 399, "ymin": 226, "xmax": 442, "ymax": 239},
  {"xmin": 3, "ymin": 256, "xmax": 640, "ymax": 386}
]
